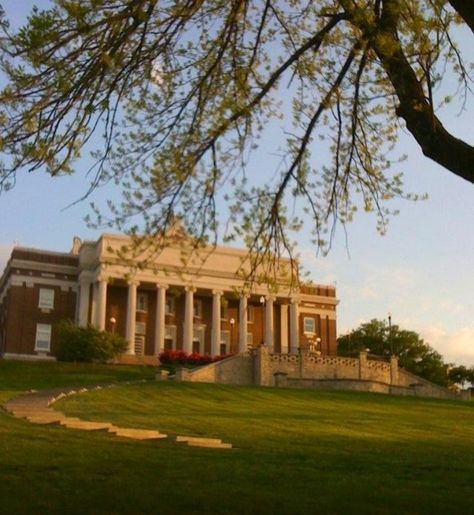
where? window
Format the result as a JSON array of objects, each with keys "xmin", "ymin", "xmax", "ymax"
[
  {"xmin": 221, "ymin": 330, "xmax": 230, "ymax": 346},
  {"xmin": 220, "ymin": 330, "xmax": 230, "ymax": 355},
  {"xmin": 164, "ymin": 325, "xmax": 176, "ymax": 350},
  {"xmin": 303, "ymin": 317, "xmax": 315, "ymax": 334},
  {"xmin": 246, "ymin": 333, "xmax": 253, "ymax": 347},
  {"xmin": 193, "ymin": 299, "xmax": 203, "ymax": 318},
  {"xmin": 134, "ymin": 336, "xmax": 145, "ymax": 356},
  {"xmin": 247, "ymin": 306, "xmax": 255, "ymax": 323},
  {"xmin": 35, "ymin": 324, "xmax": 52, "ymax": 352},
  {"xmin": 38, "ymin": 288, "xmax": 54, "ymax": 310},
  {"xmin": 165, "ymin": 297, "xmax": 175, "ymax": 315},
  {"xmin": 135, "ymin": 322, "xmax": 147, "ymax": 335},
  {"xmin": 220, "ymin": 305, "xmax": 228, "ymax": 320},
  {"xmin": 165, "ymin": 325, "xmax": 176, "ymax": 340},
  {"xmin": 137, "ymin": 293, "xmax": 148, "ymax": 312},
  {"xmin": 192, "ymin": 325, "xmax": 205, "ymax": 353}
]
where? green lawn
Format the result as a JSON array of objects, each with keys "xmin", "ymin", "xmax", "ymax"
[{"xmin": 1, "ymin": 360, "xmax": 473, "ymax": 514}]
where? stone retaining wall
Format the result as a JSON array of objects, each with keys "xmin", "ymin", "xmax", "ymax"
[
  {"xmin": 176, "ymin": 354, "xmax": 253, "ymax": 385},
  {"xmin": 174, "ymin": 346, "xmax": 470, "ymax": 401},
  {"xmin": 396, "ymin": 368, "xmax": 469, "ymax": 400},
  {"xmin": 256, "ymin": 348, "xmax": 397, "ymax": 386}
]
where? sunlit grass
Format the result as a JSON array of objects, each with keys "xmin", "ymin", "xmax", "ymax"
[{"xmin": 1, "ymin": 361, "xmax": 473, "ymax": 514}]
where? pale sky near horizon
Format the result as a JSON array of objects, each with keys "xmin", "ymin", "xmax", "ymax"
[{"xmin": 0, "ymin": 1, "xmax": 473, "ymax": 365}]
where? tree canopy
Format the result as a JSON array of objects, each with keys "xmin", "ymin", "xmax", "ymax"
[
  {"xmin": 337, "ymin": 318, "xmax": 451, "ymax": 385},
  {"xmin": 448, "ymin": 365, "xmax": 474, "ymax": 387},
  {"xmin": 0, "ymin": 1, "xmax": 472, "ymax": 277}
]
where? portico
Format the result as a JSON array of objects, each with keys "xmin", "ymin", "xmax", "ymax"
[
  {"xmin": 71, "ymin": 233, "xmax": 338, "ymax": 359},
  {"xmin": 80, "ymin": 274, "xmax": 305, "ymax": 357}
]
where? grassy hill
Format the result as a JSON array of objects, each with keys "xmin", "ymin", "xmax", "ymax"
[{"xmin": 1, "ymin": 360, "xmax": 473, "ymax": 514}]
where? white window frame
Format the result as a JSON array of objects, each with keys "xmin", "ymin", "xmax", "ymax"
[
  {"xmin": 246, "ymin": 332, "xmax": 253, "ymax": 347},
  {"xmin": 38, "ymin": 288, "xmax": 55, "ymax": 310},
  {"xmin": 220, "ymin": 330, "xmax": 230, "ymax": 346},
  {"xmin": 35, "ymin": 324, "xmax": 52, "ymax": 352},
  {"xmin": 303, "ymin": 317, "xmax": 316, "ymax": 334},
  {"xmin": 136, "ymin": 292, "xmax": 148, "ymax": 313},
  {"xmin": 165, "ymin": 297, "xmax": 175, "ymax": 315},
  {"xmin": 193, "ymin": 324, "xmax": 205, "ymax": 345},
  {"xmin": 247, "ymin": 305, "xmax": 255, "ymax": 323},
  {"xmin": 134, "ymin": 335, "xmax": 145, "ymax": 356},
  {"xmin": 164, "ymin": 325, "xmax": 177, "ymax": 349},
  {"xmin": 220, "ymin": 330, "xmax": 231, "ymax": 355},
  {"xmin": 220, "ymin": 304, "xmax": 228, "ymax": 321},
  {"xmin": 193, "ymin": 299, "xmax": 203, "ymax": 319},
  {"xmin": 135, "ymin": 321, "xmax": 147, "ymax": 335}
]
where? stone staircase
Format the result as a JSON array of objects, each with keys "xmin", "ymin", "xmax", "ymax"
[{"xmin": 2, "ymin": 385, "xmax": 233, "ymax": 449}]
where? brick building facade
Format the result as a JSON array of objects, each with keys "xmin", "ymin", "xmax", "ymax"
[{"xmin": 0, "ymin": 234, "xmax": 338, "ymax": 361}]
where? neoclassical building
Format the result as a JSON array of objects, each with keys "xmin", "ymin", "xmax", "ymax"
[{"xmin": 0, "ymin": 234, "xmax": 338, "ymax": 361}]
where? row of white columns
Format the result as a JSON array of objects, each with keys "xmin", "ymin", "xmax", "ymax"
[{"xmin": 77, "ymin": 276, "xmax": 301, "ymax": 355}]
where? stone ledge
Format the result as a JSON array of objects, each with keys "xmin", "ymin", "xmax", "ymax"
[
  {"xmin": 176, "ymin": 435, "xmax": 223, "ymax": 445},
  {"xmin": 109, "ymin": 427, "xmax": 168, "ymax": 440},
  {"xmin": 62, "ymin": 420, "xmax": 115, "ymax": 431},
  {"xmin": 187, "ymin": 441, "xmax": 233, "ymax": 449}
]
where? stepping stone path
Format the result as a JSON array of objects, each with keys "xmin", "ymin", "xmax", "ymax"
[{"xmin": 2, "ymin": 384, "xmax": 233, "ymax": 450}]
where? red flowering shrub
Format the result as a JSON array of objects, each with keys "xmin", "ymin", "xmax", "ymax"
[
  {"xmin": 159, "ymin": 350, "xmax": 188, "ymax": 365},
  {"xmin": 158, "ymin": 350, "xmax": 232, "ymax": 367}
]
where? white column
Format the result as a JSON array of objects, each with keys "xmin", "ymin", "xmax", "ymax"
[
  {"xmin": 211, "ymin": 290, "xmax": 222, "ymax": 356},
  {"xmin": 78, "ymin": 278, "xmax": 91, "ymax": 327},
  {"xmin": 280, "ymin": 304, "xmax": 289, "ymax": 354},
  {"xmin": 125, "ymin": 279, "xmax": 139, "ymax": 354},
  {"xmin": 96, "ymin": 276, "xmax": 108, "ymax": 331},
  {"xmin": 90, "ymin": 283, "xmax": 97, "ymax": 326},
  {"xmin": 265, "ymin": 295, "xmax": 275, "ymax": 352},
  {"xmin": 290, "ymin": 297, "xmax": 299, "ymax": 353},
  {"xmin": 154, "ymin": 283, "xmax": 168, "ymax": 355},
  {"xmin": 183, "ymin": 286, "xmax": 195, "ymax": 353},
  {"xmin": 238, "ymin": 294, "xmax": 248, "ymax": 353}
]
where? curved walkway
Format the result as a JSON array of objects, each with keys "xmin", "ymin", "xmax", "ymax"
[{"xmin": 2, "ymin": 384, "xmax": 233, "ymax": 449}]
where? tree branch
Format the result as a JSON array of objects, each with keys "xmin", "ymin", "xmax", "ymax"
[
  {"xmin": 369, "ymin": 0, "xmax": 474, "ymax": 184},
  {"xmin": 448, "ymin": 0, "xmax": 474, "ymax": 33}
]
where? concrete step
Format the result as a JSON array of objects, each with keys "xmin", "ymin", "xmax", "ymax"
[
  {"xmin": 109, "ymin": 427, "xmax": 168, "ymax": 440},
  {"xmin": 60, "ymin": 420, "xmax": 113, "ymax": 431},
  {"xmin": 186, "ymin": 441, "xmax": 233, "ymax": 449},
  {"xmin": 4, "ymin": 387, "xmax": 233, "ymax": 449},
  {"xmin": 26, "ymin": 414, "xmax": 64, "ymax": 424},
  {"xmin": 58, "ymin": 417, "xmax": 83, "ymax": 425},
  {"xmin": 176, "ymin": 435, "xmax": 223, "ymax": 445}
]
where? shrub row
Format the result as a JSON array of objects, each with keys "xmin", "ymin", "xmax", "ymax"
[
  {"xmin": 158, "ymin": 350, "xmax": 231, "ymax": 367},
  {"xmin": 56, "ymin": 320, "xmax": 128, "ymax": 363}
]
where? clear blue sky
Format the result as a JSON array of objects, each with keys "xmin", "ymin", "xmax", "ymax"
[{"xmin": 1, "ymin": 1, "xmax": 473, "ymax": 365}]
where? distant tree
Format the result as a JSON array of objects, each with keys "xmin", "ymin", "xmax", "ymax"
[
  {"xmin": 0, "ymin": 1, "xmax": 473, "ymax": 281},
  {"xmin": 448, "ymin": 365, "xmax": 474, "ymax": 388},
  {"xmin": 337, "ymin": 319, "xmax": 449, "ymax": 386}
]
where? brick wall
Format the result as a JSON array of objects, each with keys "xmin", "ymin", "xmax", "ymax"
[{"xmin": 3, "ymin": 283, "xmax": 76, "ymax": 356}]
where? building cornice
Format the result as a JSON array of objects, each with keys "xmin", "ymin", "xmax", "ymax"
[
  {"xmin": 9, "ymin": 259, "xmax": 78, "ymax": 276},
  {"xmin": 96, "ymin": 232, "xmax": 294, "ymax": 263},
  {"xmin": 299, "ymin": 294, "xmax": 339, "ymax": 306}
]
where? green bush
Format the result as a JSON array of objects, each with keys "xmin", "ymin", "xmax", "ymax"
[{"xmin": 56, "ymin": 320, "xmax": 128, "ymax": 363}]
